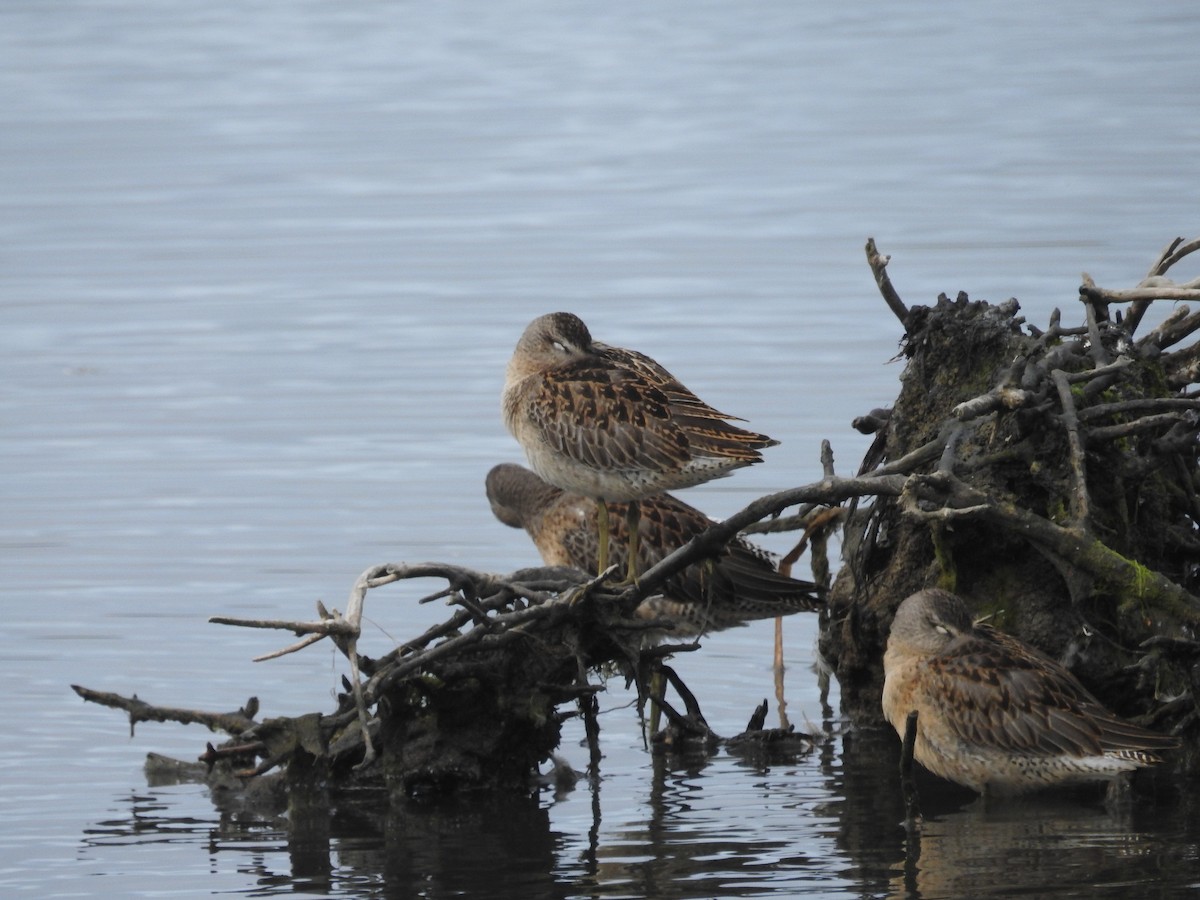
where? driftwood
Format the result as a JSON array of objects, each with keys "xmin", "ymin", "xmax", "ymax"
[{"xmin": 74, "ymin": 237, "xmax": 1200, "ymax": 798}]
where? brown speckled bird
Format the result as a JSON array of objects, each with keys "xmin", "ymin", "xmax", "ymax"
[
  {"xmin": 501, "ymin": 312, "xmax": 777, "ymax": 579},
  {"xmin": 486, "ymin": 463, "xmax": 819, "ymax": 636},
  {"xmin": 883, "ymin": 588, "xmax": 1178, "ymax": 796}
]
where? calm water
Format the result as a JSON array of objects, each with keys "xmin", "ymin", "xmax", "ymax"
[{"xmin": 3, "ymin": 1, "xmax": 1199, "ymax": 897}]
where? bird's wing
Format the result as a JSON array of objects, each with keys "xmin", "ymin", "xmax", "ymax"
[
  {"xmin": 524, "ymin": 359, "xmax": 693, "ymax": 474},
  {"xmin": 919, "ymin": 631, "xmax": 1108, "ymax": 757}
]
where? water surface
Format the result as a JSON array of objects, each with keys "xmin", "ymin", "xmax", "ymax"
[{"xmin": 3, "ymin": 0, "xmax": 1199, "ymax": 896}]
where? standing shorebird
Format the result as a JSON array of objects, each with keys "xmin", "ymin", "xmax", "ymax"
[
  {"xmin": 502, "ymin": 312, "xmax": 778, "ymax": 581},
  {"xmin": 485, "ymin": 463, "xmax": 821, "ymax": 636},
  {"xmin": 882, "ymin": 588, "xmax": 1178, "ymax": 796}
]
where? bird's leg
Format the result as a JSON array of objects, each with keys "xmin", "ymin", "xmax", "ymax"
[
  {"xmin": 624, "ymin": 501, "xmax": 641, "ymax": 583},
  {"xmin": 596, "ymin": 501, "xmax": 610, "ymax": 575}
]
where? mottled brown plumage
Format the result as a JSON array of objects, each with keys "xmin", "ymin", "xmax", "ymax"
[
  {"xmin": 502, "ymin": 312, "xmax": 777, "ymax": 501},
  {"xmin": 883, "ymin": 588, "xmax": 1177, "ymax": 795},
  {"xmin": 486, "ymin": 463, "xmax": 820, "ymax": 636},
  {"xmin": 501, "ymin": 312, "xmax": 777, "ymax": 578}
]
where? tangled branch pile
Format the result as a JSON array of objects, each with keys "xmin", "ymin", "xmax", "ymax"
[
  {"xmin": 824, "ymin": 237, "xmax": 1200, "ymax": 761},
  {"xmin": 75, "ymin": 237, "xmax": 1200, "ymax": 800}
]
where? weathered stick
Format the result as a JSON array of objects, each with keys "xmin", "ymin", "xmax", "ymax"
[
  {"xmin": 629, "ymin": 468, "xmax": 910, "ymax": 603},
  {"xmin": 1089, "ymin": 412, "xmax": 1190, "ymax": 443},
  {"xmin": 71, "ymin": 685, "xmax": 258, "ymax": 736},
  {"xmin": 1082, "ymin": 236, "xmax": 1200, "ymax": 336},
  {"xmin": 1051, "ymin": 369, "xmax": 1091, "ymax": 529},
  {"xmin": 866, "ymin": 237, "xmax": 910, "ymax": 325},
  {"xmin": 1077, "ymin": 397, "xmax": 1200, "ymax": 421},
  {"xmin": 1081, "ymin": 277, "xmax": 1200, "ymax": 305}
]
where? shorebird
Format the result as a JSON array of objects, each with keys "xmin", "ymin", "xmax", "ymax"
[
  {"xmin": 882, "ymin": 588, "xmax": 1178, "ymax": 796},
  {"xmin": 502, "ymin": 312, "xmax": 777, "ymax": 580},
  {"xmin": 486, "ymin": 462, "xmax": 821, "ymax": 636}
]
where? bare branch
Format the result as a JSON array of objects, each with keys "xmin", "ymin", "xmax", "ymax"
[
  {"xmin": 253, "ymin": 633, "xmax": 326, "ymax": 662},
  {"xmin": 1083, "ymin": 295, "xmax": 1112, "ymax": 366},
  {"xmin": 629, "ymin": 471, "xmax": 909, "ymax": 604},
  {"xmin": 1082, "ymin": 241, "xmax": 1200, "ymax": 341},
  {"xmin": 866, "ymin": 237, "xmax": 909, "ymax": 325},
  {"xmin": 1077, "ymin": 397, "xmax": 1200, "ymax": 422},
  {"xmin": 1148, "ymin": 237, "xmax": 1187, "ymax": 278},
  {"xmin": 1090, "ymin": 412, "xmax": 1190, "ymax": 443},
  {"xmin": 952, "ymin": 386, "xmax": 1032, "ymax": 421},
  {"xmin": 1082, "ymin": 281, "xmax": 1200, "ymax": 304},
  {"xmin": 1052, "ymin": 369, "xmax": 1091, "ymax": 528},
  {"xmin": 71, "ymin": 685, "xmax": 258, "ymax": 737},
  {"xmin": 1140, "ymin": 306, "xmax": 1200, "ymax": 352},
  {"xmin": 1063, "ymin": 355, "xmax": 1134, "ymax": 383}
]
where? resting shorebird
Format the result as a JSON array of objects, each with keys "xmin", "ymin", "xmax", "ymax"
[
  {"xmin": 486, "ymin": 462, "xmax": 821, "ymax": 636},
  {"xmin": 501, "ymin": 312, "xmax": 777, "ymax": 580},
  {"xmin": 882, "ymin": 588, "xmax": 1178, "ymax": 796}
]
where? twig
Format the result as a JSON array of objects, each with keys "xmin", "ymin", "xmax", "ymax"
[
  {"xmin": 1059, "ymin": 355, "xmax": 1134, "ymax": 383},
  {"xmin": 1145, "ymin": 307, "xmax": 1200, "ymax": 353},
  {"xmin": 820, "ymin": 438, "xmax": 836, "ymax": 479},
  {"xmin": 1083, "ymin": 295, "xmax": 1112, "ymax": 366},
  {"xmin": 741, "ymin": 502, "xmax": 821, "ymax": 536},
  {"xmin": 866, "ymin": 237, "xmax": 910, "ymax": 325},
  {"xmin": 1081, "ymin": 278, "xmax": 1200, "ymax": 305},
  {"xmin": 899, "ymin": 474, "xmax": 990, "ymax": 523},
  {"xmin": 1156, "ymin": 237, "xmax": 1200, "ymax": 273},
  {"xmin": 779, "ymin": 506, "xmax": 845, "ymax": 573},
  {"xmin": 952, "ymin": 386, "xmax": 1032, "ymax": 422},
  {"xmin": 346, "ymin": 639, "xmax": 375, "ymax": 767},
  {"xmin": 1089, "ymin": 412, "xmax": 1189, "ymax": 443},
  {"xmin": 1051, "ymin": 369, "xmax": 1091, "ymax": 528},
  {"xmin": 206, "ymin": 614, "xmax": 356, "ymax": 637},
  {"xmin": 1077, "ymin": 397, "xmax": 1200, "ymax": 422},
  {"xmin": 1083, "ymin": 237, "xmax": 1200, "ymax": 336},
  {"xmin": 1147, "ymin": 237, "xmax": 1187, "ymax": 279},
  {"xmin": 252, "ymin": 633, "xmax": 326, "ymax": 662},
  {"xmin": 71, "ymin": 685, "xmax": 258, "ymax": 737},
  {"xmin": 628, "ymin": 471, "xmax": 909, "ymax": 605}
]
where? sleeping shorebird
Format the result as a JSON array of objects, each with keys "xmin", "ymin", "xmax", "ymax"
[
  {"xmin": 501, "ymin": 312, "xmax": 777, "ymax": 581},
  {"xmin": 485, "ymin": 462, "xmax": 821, "ymax": 636},
  {"xmin": 882, "ymin": 588, "xmax": 1178, "ymax": 796}
]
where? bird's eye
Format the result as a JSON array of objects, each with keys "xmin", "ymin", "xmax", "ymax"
[
  {"xmin": 551, "ymin": 340, "xmax": 567, "ymax": 353},
  {"xmin": 933, "ymin": 622, "xmax": 950, "ymax": 635}
]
